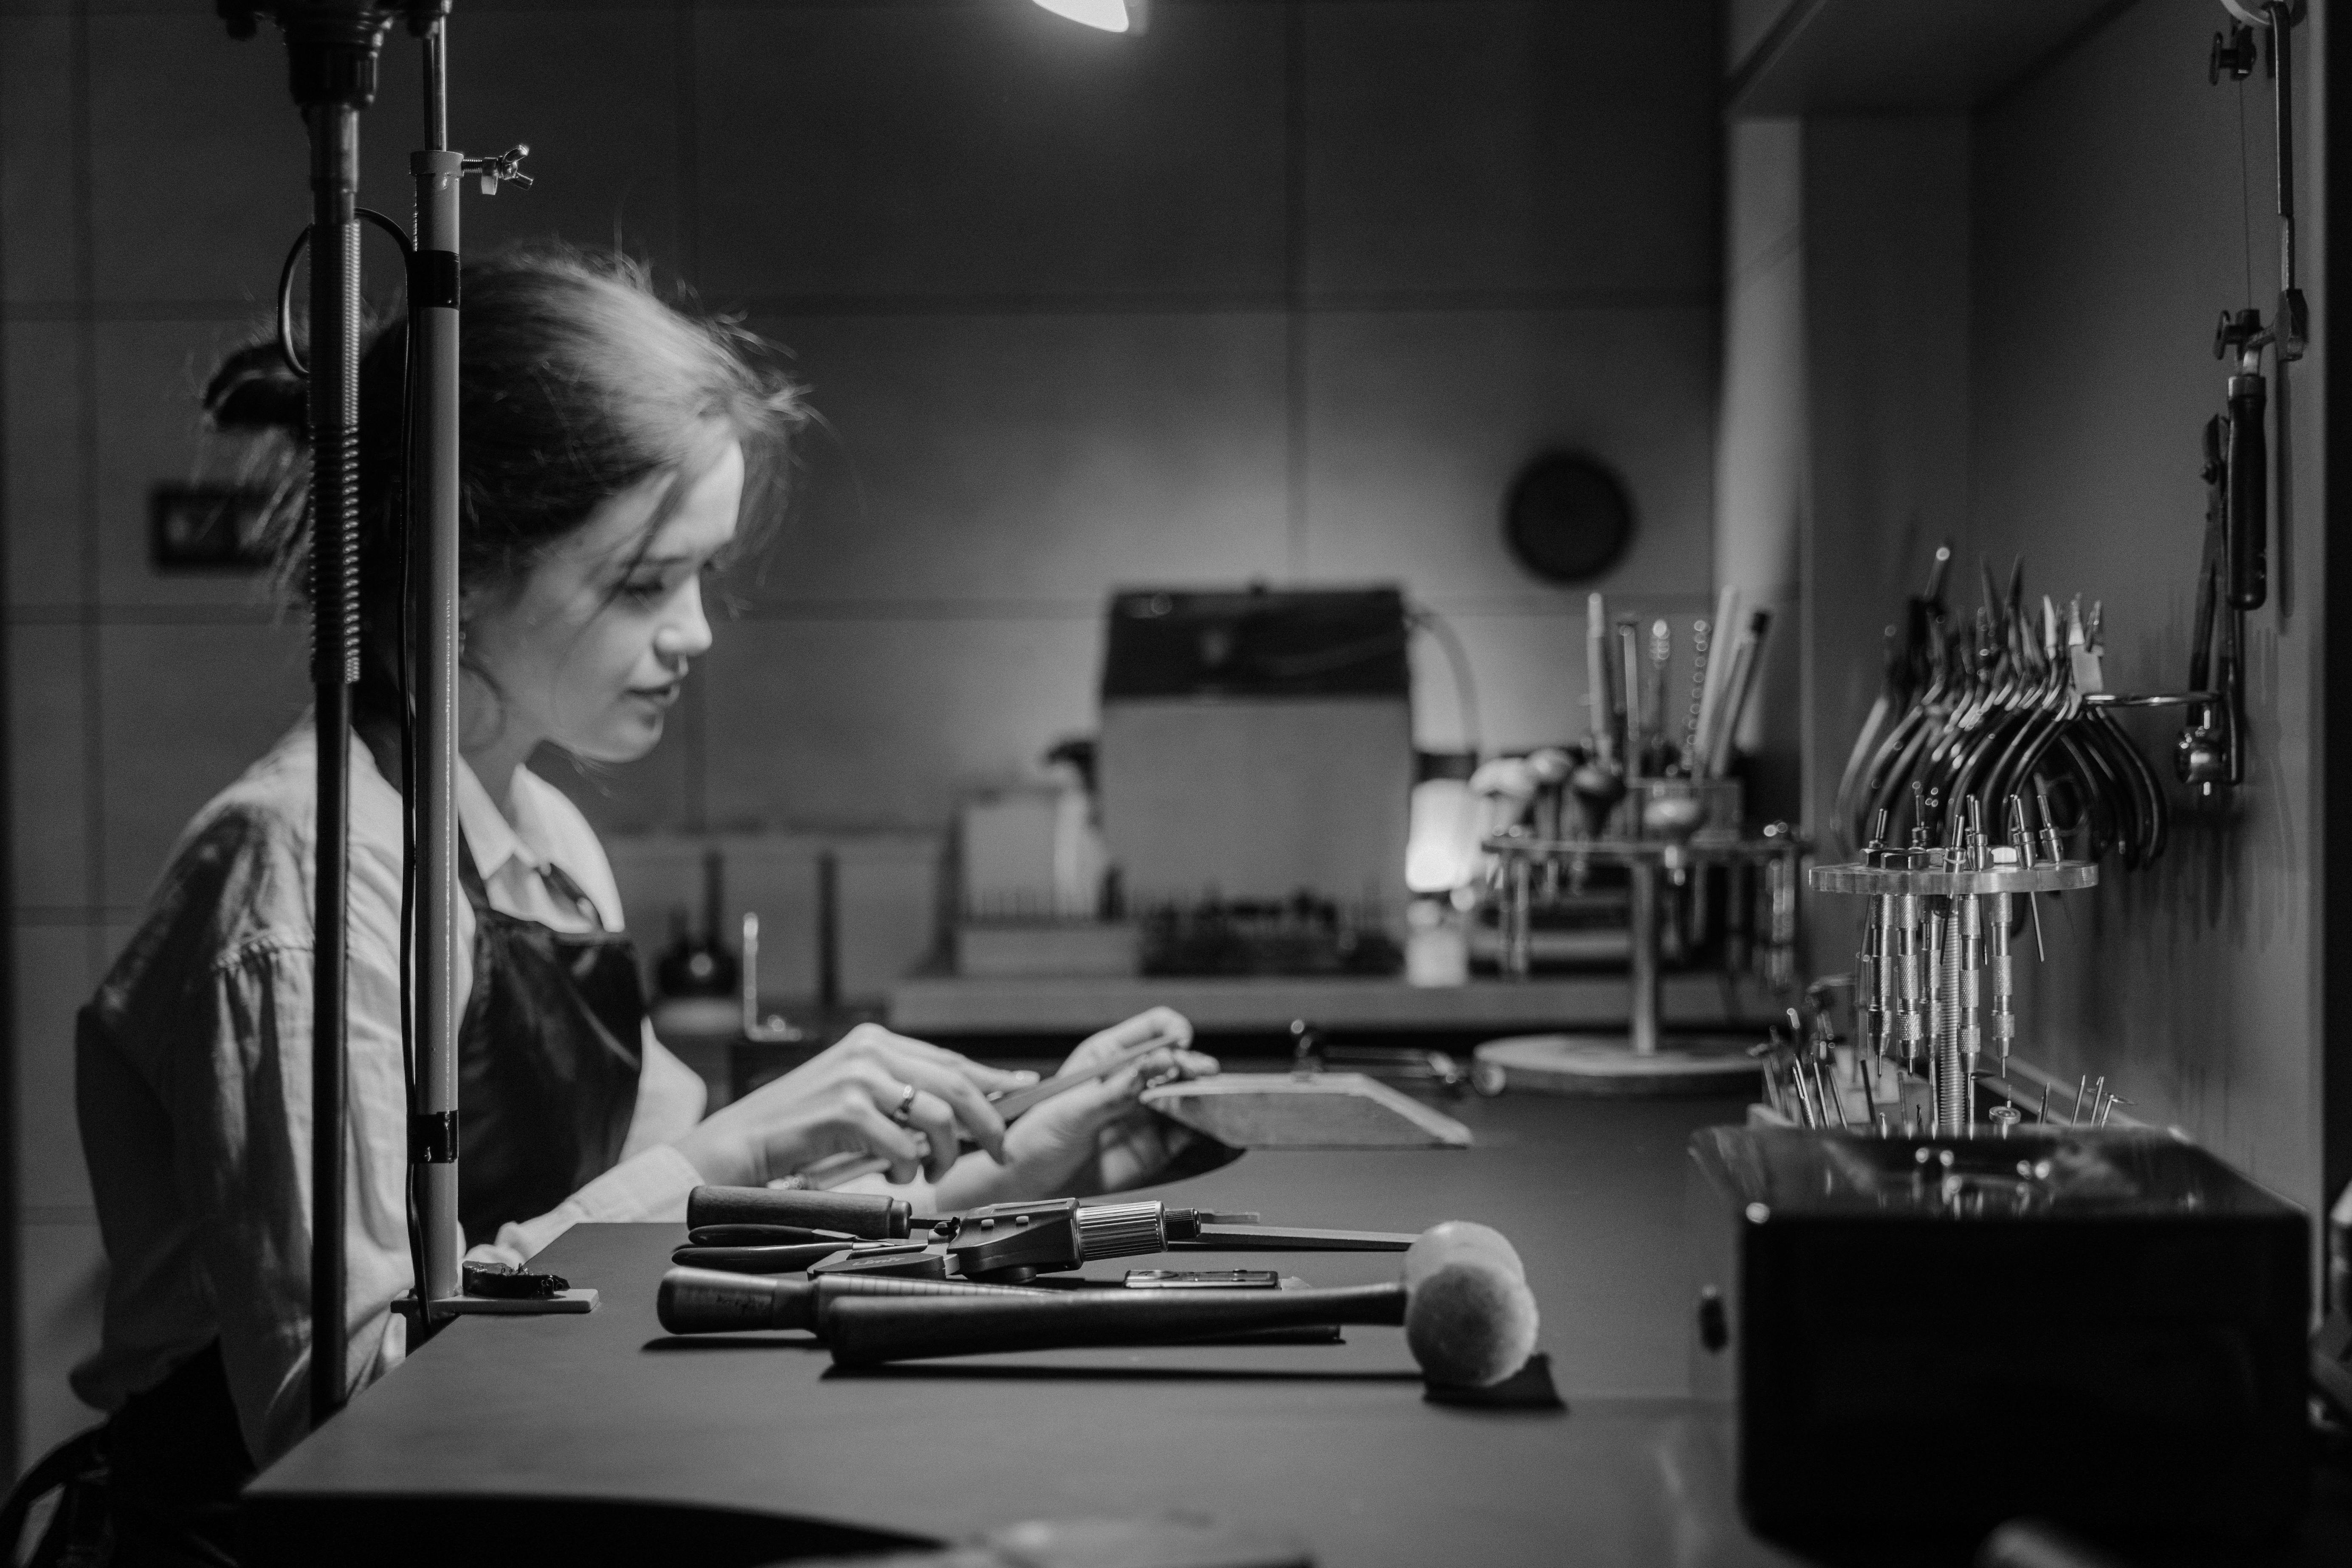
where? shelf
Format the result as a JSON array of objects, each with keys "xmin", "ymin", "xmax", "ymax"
[
  {"xmin": 887, "ymin": 973, "xmax": 1770, "ymax": 1036},
  {"xmin": 1727, "ymin": 0, "xmax": 2135, "ymax": 118}
]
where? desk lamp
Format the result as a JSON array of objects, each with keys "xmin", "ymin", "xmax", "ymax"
[
  {"xmin": 216, "ymin": 0, "xmax": 527, "ymax": 1423},
  {"xmin": 1032, "ymin": 0, "xmax": 1148, "ymax": 34}
]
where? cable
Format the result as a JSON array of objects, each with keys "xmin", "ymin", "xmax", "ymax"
[
  {"xmin": 1407, "ymin": 603, "xmax": 1483, "ymax": 761},
  {"xmin": 274, "ymin": 210, "xmax": 412, "ymax": 379},
  {"xmin": 2237, "ymin": 82, "xmax": 2256, "ymax": 308}
]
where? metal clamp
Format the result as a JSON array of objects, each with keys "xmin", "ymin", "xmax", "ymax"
[{"xmin": 461, "ymin": 143, "xmax": 531, "ymax": 195}]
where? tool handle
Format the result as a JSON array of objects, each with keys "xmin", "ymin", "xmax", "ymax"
[
  {"xmin": 990, "ymin": 1029, "xmax": 1185, "ymax": 1120},
  {"xmin": 825, "ymin": 1282, "xmax": 1407, "ymax": 1366},
  {"xmin": 687, "ymin": 1224, "xmax": 859, "ymax": 1248},
  {"xmin": 686, "ymin": 1185, "xmax": 911, "ymax": 1239},
  {"xmin": 658, "ymin": 1267, "xmax": 1047, "ymax": 1335},
  {"xmin": 659, "ymin": 1267, "xmax": 817, "ymax": 1333},
  {"xmin": 2226, "ymin": 374, "xmax": 2267, "ymax": 610},
  {"xmin": 671, "ymin": 1241, "xmax": 854, "ymax": 1275},
  {"xmin": 1175, "ymin": 1224, "xmax": 1417, "ymax": 1251}
]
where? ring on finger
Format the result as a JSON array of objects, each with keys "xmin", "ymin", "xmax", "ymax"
[{"xmin": 887, "ymin": 1081, "xmax": 919, "ymax": 1126}]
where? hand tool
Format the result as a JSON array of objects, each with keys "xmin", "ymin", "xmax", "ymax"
[
  {"xmin": 1678, "ymin": 618, "xmax": 1711, "ymax": 772},
  {"xmin": 1837, "ymin": 557, "xmax": 2174, "ymax": 870},
  {"xmin": 1690, "ymin": 586, "xmax": 1741, "ymax": 772},
  {"xmin": 1585, "ymin": 593, "xmax": 1614, "ymax": 763},
  {"xmin": 1614, "ymin": 616, "xmax": 1644, "ymax": 769},
  {"xmin": 1645, "ymin": 618, "xmax": 1673, "ymax": 773},
  {"xmin": 814, "ymin": 1227, "xmax": 1540, "ymax": 1388},
  {"xmin": 1703, "ymin": 609, "xmax": 1772, "ymax": 779}
]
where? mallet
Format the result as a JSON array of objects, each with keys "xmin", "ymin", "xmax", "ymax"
[
  {"xmin": 658, "ymin": 1266, "xmax": 1052, "ymax": 1336},
  {"xmin": 821, "ymin": 1222, "xmax": 1538, "ymax": 1388}
]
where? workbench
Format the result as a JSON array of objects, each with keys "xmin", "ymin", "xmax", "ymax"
[{"xmin": 241, "ymin": 1095, "xmax": 2352, "ymax": 1568}]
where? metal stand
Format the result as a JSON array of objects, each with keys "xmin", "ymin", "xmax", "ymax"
[
  {"xmin": 1808, "ymin": 856, "xmax": 2098, "ymax": 1137},
  {"xmin": 221, "ymin": 9, "xmax": 561, "ymax": 1417},
  {"xmin": 222, "ymin": 0, "xmax": 406, "ymax": 1431},
  {"xmin": 1474, "ymin": 833, "xmax": 1803, "ymax": 1096},
  {"xmin": 410, "ymin": 17, "xmax": 463, "ymax": 1320}
]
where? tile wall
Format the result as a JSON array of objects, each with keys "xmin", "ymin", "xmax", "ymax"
[{"xmin": 0, "ymin": 0, "xmax": 1723, "ymax": 1467}]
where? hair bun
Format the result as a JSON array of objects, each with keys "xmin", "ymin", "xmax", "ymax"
[{"xmin": 203, "ymin": 340, "xmax": 308, "ymax": 439}]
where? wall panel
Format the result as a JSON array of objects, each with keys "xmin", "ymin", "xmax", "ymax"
[
  {"xmin": 1967, "ymin": 0, "xmax": 2323, "ymax": 1211},
  {"xmin": 737, "ymin": 311, "xmax": 1290, "ymax": 608}
]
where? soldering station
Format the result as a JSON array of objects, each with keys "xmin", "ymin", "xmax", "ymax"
[{"xmin": 0, "ymin": 2, "xmax": 2348, "ymax": 1568}]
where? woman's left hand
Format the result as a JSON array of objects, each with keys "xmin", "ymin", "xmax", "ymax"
[{"xmin": 933, "ymin": 1007, "xmax": 1218, "ymax": 1210}]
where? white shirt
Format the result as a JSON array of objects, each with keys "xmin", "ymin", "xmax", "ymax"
[{"xmin": 73, "ymin": 718, "xmax": 706, "ymax": 1467}]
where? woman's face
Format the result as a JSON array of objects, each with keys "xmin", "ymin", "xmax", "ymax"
[{"xmin": 465, "ymin": 441, "xmax": 744, "ymax": 766}]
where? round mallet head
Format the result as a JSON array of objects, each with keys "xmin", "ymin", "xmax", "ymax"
[
  {"xmin": 1402, "ymin": 1228, "xmax": 1539, "ymax": 1388},
  {"xmin": 1403, "ymin": 1221, "xmax": 1525, "ymax": 1289}
]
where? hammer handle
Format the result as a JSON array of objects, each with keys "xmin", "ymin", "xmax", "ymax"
[
  {"xmin": 658, "ymin": 1267, "xmax": 1045, "ymax": 1335},
  {"xmin": 825, "ymin": 1282, "xmax": 1406, "ymax": 1366}
]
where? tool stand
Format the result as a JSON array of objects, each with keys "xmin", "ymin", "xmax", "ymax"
[
  {"xmin": 1474, "ymin": 832, "xmax": 1803, "ymax": 1095},
  {"xmin": 1808, "ymin": 856, "xmax": 2098, "ymax": 1135}
]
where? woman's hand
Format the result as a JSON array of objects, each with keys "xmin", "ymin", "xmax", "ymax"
[
  {"xmin": 673, "ymin": 1023, "xmax": 1034, "ymax": 1188},
  {"xmin": 934, "ymin": 1007, "xmax": 1218, "ymax": 1210}
]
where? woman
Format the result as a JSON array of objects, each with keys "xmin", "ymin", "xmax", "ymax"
[{"xmin": 59, "ymin": 246, "xmax": 1213, "ymax": 1563}]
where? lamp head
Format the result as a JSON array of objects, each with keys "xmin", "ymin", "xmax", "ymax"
[{"xmin": 1032, "ymin": 0, "xmax": 1148, "ymax": 35}]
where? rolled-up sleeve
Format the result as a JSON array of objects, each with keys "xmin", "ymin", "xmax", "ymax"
[{"xmin": 177, "ymin": 928, "xmax": 414, "ymax": 1467}]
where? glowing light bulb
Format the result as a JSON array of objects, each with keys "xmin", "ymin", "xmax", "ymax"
[{"xmin": 1031, "ymin": 0, "xmax": 1131, "ymax": 33}]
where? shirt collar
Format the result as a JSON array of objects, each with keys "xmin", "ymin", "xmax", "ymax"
[{"xmin": 455, "ymin": 757, "xmax": 531, "ymax": 884}]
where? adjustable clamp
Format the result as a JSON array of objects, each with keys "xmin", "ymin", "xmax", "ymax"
[{"xmin": 462, "ymin": 143, "xmax": 532, "ymax": 196}]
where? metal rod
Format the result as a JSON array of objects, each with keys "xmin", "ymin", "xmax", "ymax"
[
  {"xmin": 1628, "ymin": 857, "xmax": 1660, "ymax": 1056},
  {"xmin": 307, "ymin": 94, "xmax": 363, "ymax": 1427},
  {"xmin": 2268, "ymin": 0, "xmax": 2295, "ymax": 294},
  {"xmin": 423, "ymin": 16, "xmax": 447, "ymax": 152},
  {"xmin": 410, "ymin": 17, "xmax": 464, "ymax": 1317}
]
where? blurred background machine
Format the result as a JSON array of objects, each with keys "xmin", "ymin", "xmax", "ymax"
[{"xmin": 1097, "ymin": 586, "xmax": 1414, "ymax": 922}]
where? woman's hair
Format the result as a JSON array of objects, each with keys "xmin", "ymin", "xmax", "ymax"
[{"xmin": 202, "ymin": 243, "xmax": 805, "ymax": 710}]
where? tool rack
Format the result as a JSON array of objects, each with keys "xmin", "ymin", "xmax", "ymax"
[
  {"xmin": 1807, "ymin": 853, "xmax": 2098, "ymax": 1136},
  {"xmin": 1478, "ymin": 830, "xmax": 1804, "ymax": 1090}
]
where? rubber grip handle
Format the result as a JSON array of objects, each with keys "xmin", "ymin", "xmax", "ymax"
[
  {"xmin": 658, "ymin": 1267, "xmax": 816, "ymax": 1333},
  {"xmin": 657, "ymin": 1268, "xmax": 1048, "ymax": 1336},
  {"xmin": 2227, "ymin": 375, "xmax": 2267, "ymax": 610},
  {"xmin": 685, "ymin": 1185, "xmax": 910, "ymax": 1240},
  {"xmin": 825, "ymin": 1282, "xmax": 1407, "ymax": 1366}
]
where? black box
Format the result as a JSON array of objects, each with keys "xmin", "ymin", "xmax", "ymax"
[{"xmin": 1686, "ymin": 1126, "xmax": 2309, "ymax": 1545}]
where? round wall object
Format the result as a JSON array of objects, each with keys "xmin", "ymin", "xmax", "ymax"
[{"xmin": 1502, "ymin": 452, "xmax": 1634, "ymax": 585}]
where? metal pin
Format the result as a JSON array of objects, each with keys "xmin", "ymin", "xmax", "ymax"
[
  {"xmin": 1819, "ymin": 1060, "xmax": 1849, "ymax": 1129},
  {"xmin": 2070, "ymin": 1075, "xmax": 2090, "ymax": 1125},
  {"xmin": 2034, "ymin": 775, "xmax": 2065, "ymax": 865},
  {"xmin": 2008, "ymin": 796, "xmax": 2047, "ymax": 964},
  {"xmin": 2037, "ymin": 1082, "xmax": 2052, "ymax": 1124}
]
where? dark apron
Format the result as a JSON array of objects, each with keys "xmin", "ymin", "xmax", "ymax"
[{"xmin": 37, "ymin": 733, "xmax": 651, "ymax": 1565}]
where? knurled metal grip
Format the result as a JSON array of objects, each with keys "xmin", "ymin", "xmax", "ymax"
[{"xmin": 1074, "ymin": 1202, "xmax": 1168, "ymax": 1261}]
